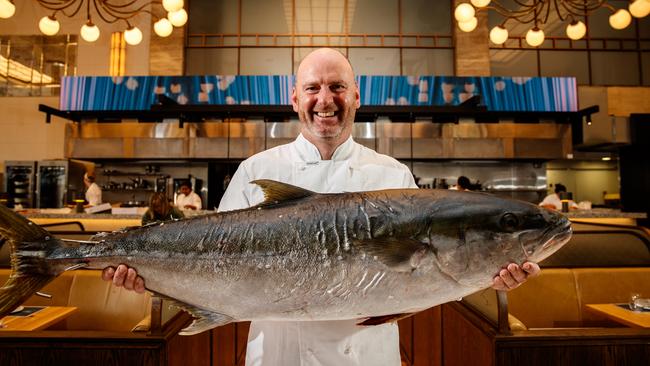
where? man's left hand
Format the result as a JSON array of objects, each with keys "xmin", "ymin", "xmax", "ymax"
[{"xmin": 492, "ymin": 262, "xmax": 540, "ymax": 291}]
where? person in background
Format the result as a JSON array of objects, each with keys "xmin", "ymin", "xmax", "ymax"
[
  {"xmin": 102, "ymin": 48, "xmax": 540, "ymax": 366},
  {"xmin": 175, "ymin": 181, "xmax": 202, "ymax": 210},
  {"xmin": 83, "ymin": 173, "xmax": 102, "ymax": 206},
  {"xmin": 456, "ymin": 175, "xmax": 471, "ymax": 191},
  {"xmin": 142, "ymin": 192, "xmax": 184, "ymax": 225},
  {"xmin": 539, "ymin": 183, "xmax": 578, "ymax": 210}
]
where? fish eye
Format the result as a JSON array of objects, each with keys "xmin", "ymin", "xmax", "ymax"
[{"xmin": 500, "ymin": 213, "xmax": 519, "ymax": 231}]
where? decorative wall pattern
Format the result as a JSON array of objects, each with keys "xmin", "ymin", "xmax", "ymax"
[{"xmin": 60, "ymin": 75, "xmax": 577, "ymax": 112}]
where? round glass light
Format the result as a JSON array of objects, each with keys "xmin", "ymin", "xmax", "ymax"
[
  {"xmin": 0, "ymin": 0, "xmax": 16, "ymax": 19},
  {"xmin": 489, "ymin": 25, "xmax": 508, "ymax": 44},
  {"xmin": 80, "ymin": 21, "xmax": 100, "ymax": 42},
  {"xmin": 454, "ymin": 3, "xmax": 475, "ymax": 22},
  {"xmin": 471, "ymin": 0, "xmax": 491, "ymax": 7},
  {"xmin": 162, "ymin": 0, "xmax": 184, "ymax": 12},
  {"xmin": 168, "ymin": 8, "xmax": 188, "ymax": 27},
  {"xmin": 39, "ymin": 16, "xmax": 60, "ymax": 36},
  {"xmin": 154, "ymin": 18, "xmax": 173, "ymax": 37},
  {"xmin": 124, "ymin": 26, "xmax": 143, "ymax": 45},
  {"xmin": 629, "ymin": 0, "xmax": 650, "ymax": 18},
  {"xmin": 566, "ymin": 20, "xmax": 586, "ymax": 40},
  {"xmin": 458, "ymin": 17, "xmax": 478, "ymax": 32},
  {"xmin": 609, "ymin": 9, "xmax": 632, "ymax": 29},
  {"xmin": 525, "ymin": 27, "xmax": 545, "ymax": 47}
]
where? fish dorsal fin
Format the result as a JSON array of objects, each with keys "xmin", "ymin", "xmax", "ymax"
[
  {"xmin": 356, "ymin": 238, "xmax": 429, "ymax": 272},
  {"xmin": 167, "ymin": 300, "xmax": 234, "ymax": 335},
  {"xmin": 251, "ymin": 179, "xmax": 316, "ymax": 207}
]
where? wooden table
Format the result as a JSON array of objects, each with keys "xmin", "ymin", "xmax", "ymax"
[
  {"xmin": 0, "ymin": 306, "xmax": 78, "ymax": 331},
  {"xmin": 585, "ymin": 304, "xmax": 650, "ymax": 328}
]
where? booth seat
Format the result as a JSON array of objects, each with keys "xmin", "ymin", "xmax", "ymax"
[
  {"xmin": 507, "ymin": 267, "xmax": 650, "ymax": 329},
  {"xmin": 0, "ymin": 269, "xmax": 151, "ymax": 332}
]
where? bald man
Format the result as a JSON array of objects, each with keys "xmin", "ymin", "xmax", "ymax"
[{"xmin": 104, "ymin": 48, "xmax": 540, "ymax": 366}]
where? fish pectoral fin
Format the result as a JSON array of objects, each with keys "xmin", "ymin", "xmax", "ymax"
[
  {"xmin": 169, "ymin": 301, "xmax": 234, "ymax": 335},
  {"xmin": 180, "ymin": 311, "xmax": 233, "ymax": 336},
  {"xmin": 357, "ymin": 312, "xmax": 416, "ymax": 326},
  {"xmin": 250, "ymin": 179, "xmax": 316, "ymax": 207},
  {"xmin": 357, "ymin": 238, "xmax": 429, "ymax": 272}
]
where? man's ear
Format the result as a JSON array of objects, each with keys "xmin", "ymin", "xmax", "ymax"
[
  {"xmin": 291, "ymin": 87, "xmax": 299, "ymax": 113},
  {"xmin": 354, "ymin": 83, "xmax": 361, "ymax": 109}
]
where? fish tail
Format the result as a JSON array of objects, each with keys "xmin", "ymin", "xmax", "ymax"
[{"xmin": 0, "ymin": 204, "xmax": 61, "ymax": 317}]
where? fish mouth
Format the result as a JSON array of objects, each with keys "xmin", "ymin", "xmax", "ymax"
[
  {"xmin": 541, "ymin": 219, "xmax": 572, "ymax": 250},
  {"xmin": 519, "ymin": 216, "xmax": 572, "ymax": 261}
]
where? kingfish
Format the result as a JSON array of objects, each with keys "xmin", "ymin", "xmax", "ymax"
[{"xmin": 0, "ymin": 180, "xmax": 572, "ymax": 335}]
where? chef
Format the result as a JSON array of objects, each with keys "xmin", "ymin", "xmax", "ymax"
[
  {"xmin": 83, "ymin": 173, "xmax": 102, "ymax": 206},
  {"xmin": 175, "ymin": 181, "xmax": 202, "ymax": 210}
]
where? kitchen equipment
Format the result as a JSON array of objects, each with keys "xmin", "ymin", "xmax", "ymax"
[
  {"xmin": 36, "ymin": 159, "xmax": 94, "ymax": 208},
  {"xmin": 4, "ymin": 161, "xmax": 37, "ymax": 209}
]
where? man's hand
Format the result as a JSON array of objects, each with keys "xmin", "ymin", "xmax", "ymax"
[
  {"xmin": 492, "ymin": 262, "xmax": 540, "ymax": 291},
  {"xmin": 102, "ymin": 264, "xmax": 146, "ymax": 294}
]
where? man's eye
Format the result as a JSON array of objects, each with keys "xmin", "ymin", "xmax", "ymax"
[{"xmin": 331, "ymin": 85, "xmax": 345, "ymax": 91}]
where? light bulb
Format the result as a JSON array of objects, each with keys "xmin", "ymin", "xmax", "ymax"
[
  {"xmin": 154, "ymin": 18, "xmax": 173, "ymax": 37},
  {"xmin": 0, "ymin": 0, "xmax": 15, "ymax": 19},
  {"xmin": 525, "ymin": 27, "xmax": 545, "ymax": 47},
  {"xmin": 80, "ymin": 21, "xmax": 100, "ymax": 42},
  {"xmin": 629, "ymin": 0, "xmax": 650, "ymax": 18},
  {"xmin": 458, "ymin": 17, "xmax": 478, "ymax": 32},
  {"xmin": 124, "ymin": 26, "xmax": 143, "ymax": 45},
  {"xmin": 162, "ymin": 0, "xmax": 183, "ymax": 12},
  {"xmin": 168, "ymin": 8, "xmax": 188, "ymax": 27},
  {"xmin": 566, "ymin": 20, "xmax": 586, "ymax": 40},
  {"xmin": 39, "ymin": 15, "xmax": 60, "ymax": 36},
  {"xmin": 471, "ymin": 0, "xmax": 491, "ymax": 7},
  {"xmin": 609, "ymin": 9, "xmax": 632, "ymax": 29},
  {"xmin": 489, "ymin": 25, "xmax": 508, "ymax": 44},
  {"xmin": 454, "ymin": 3, "xmax": 475, "ymax": 23}
]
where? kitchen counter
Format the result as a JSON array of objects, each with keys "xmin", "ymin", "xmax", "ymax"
[
  {"xmin": 565, "ymin": 208, "xmax": 647, "ymax": 219},
  {"xmin": 18, "ymin": 208, "xmax": 214, "ymax": 232},
  {"xmin": 565, "ymin": 208, "xmax": 646, "ymax": 226}
]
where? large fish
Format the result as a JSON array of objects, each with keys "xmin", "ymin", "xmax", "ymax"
[{"xmin": 0, "ymin": 180, "xmax": 571, "ymax": 335}]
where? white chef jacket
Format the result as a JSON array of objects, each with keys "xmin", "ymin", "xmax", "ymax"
[
  {"xmin": 176, "ymin": 191, "xmax": 202, "ymax": 210},
  {"xmin": 218, "ymin": 133, "xmax": 417, "ymax": 366},
  {"xmin": 538, "ymin": 193, "xmax": 577, "ymax": 210},
  {"xmin": 85, "ymin": 182, "xmax": 102, "ymax": 206}
]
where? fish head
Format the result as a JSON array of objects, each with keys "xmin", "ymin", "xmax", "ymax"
[{"xmin": 423, "ymin": 191, "xmax": 572, "ymax": 287}]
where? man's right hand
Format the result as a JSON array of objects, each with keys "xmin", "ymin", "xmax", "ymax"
[{"xmin": 102, "ymin": 264, "xmax": 146, "ymax": 294}]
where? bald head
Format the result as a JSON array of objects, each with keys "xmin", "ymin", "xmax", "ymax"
[{"xmin": 296, "ymin": 48, "xmax": 355, "ymax": 86}]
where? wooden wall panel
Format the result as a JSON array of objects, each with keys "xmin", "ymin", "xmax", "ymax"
[{"xmin": 442, "ymin": 304, "xmax": 494, "ymax": 366}]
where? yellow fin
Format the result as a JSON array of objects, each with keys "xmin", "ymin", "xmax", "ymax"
[{"xmin": 251, "ymin": 179, "xmax": 316, "ymax": 207}]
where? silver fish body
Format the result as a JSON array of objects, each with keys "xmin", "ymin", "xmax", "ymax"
[{"xmin": 0, "ymin": 180, "xmax": 572, "ymax": 334}]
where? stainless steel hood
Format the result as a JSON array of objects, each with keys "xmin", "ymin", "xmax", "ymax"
[{"xmin": 65, "ymin": 121, "xmax": 571, "ymax": 160}]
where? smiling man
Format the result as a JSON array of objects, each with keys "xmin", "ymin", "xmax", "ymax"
[{"xmin": 104, "ymin": 48, "xmax": 539, "ymax": 366}]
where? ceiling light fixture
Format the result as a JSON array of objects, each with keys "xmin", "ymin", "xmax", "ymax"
[
  {"xmin": 455, "ymin": 0, "xmax": 650, "ymax": 47},
  {"xmin": 0, "ymin": 0, "xmax": 187, "ymax": 45}
]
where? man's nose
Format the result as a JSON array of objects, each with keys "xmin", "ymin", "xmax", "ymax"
[{"xmin": 316, "ymin": 88, "xmax": 334, "ymax": 106}]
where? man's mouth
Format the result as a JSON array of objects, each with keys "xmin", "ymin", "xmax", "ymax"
[{"xmin": 316, "ymin": 111, "xmax": 337, "ymax": 118}]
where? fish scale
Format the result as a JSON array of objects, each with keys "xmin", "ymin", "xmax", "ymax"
[{"xmin": 0, "ymin": 179, "xmax": 571, "ymax": 335}]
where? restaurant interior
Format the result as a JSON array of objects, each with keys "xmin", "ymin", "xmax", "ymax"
[{"xmin": 0, "ymin": 0, "xmax": 649, "ymax": 365}]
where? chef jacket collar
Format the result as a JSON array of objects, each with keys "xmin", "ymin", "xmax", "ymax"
[{"xmin": 295, "ymin": 133, "xmax": 355, "ymax": 162}]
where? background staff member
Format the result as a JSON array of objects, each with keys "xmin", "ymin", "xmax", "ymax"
[
  {"xmin": 103, "ymin": 48, "xmax": 540, "ymax": 366},
  {"xmin": 539, "ymin": 183, "xmax": 578, "ymax": 210},
  {"xmin": 142, "ymin": 192, "xmax": 184, "ymax": 225},
  {"xmin": 83, "ymin": 173, "xmax": 102, "ymax": 206},
  {"xmin": 175, "ymin": 181, "xmax": 202, "ymax": 210}
]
